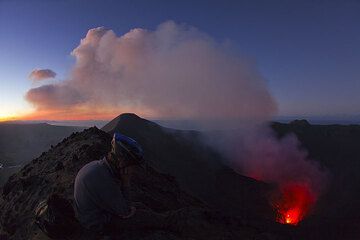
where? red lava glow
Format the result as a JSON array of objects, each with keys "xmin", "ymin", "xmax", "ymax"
[{"xmin": 273, "ymin": 183, "xmax": 316, "ymax": 225}]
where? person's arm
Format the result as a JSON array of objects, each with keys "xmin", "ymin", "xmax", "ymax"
[{"xmin": 89, "ymin": 172, "xmax": 134, "ymax": 218}]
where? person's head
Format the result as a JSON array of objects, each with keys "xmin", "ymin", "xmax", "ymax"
[{"xmin": 107, "ymin": 132, "xmax": 144, "ymax": 178}]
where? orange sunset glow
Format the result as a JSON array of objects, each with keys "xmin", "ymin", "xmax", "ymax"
[{"xmin": 14, "ymin": 105, "xmax": 158, "ymax": 122}]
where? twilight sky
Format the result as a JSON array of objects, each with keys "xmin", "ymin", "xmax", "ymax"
[{"xmin": 0, "ymin": 0, "xmax": 359, "ymax": 121}]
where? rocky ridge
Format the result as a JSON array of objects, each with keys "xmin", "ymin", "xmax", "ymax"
[{"xmin": 0, "ymin": 119, "xmax": 292, "ymax": 239}]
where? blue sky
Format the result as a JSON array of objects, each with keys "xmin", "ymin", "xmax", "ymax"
[{"xmin": 0, "ymin": 0, "xmax": 359, "ymax": 120}]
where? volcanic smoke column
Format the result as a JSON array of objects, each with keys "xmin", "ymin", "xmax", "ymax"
[{"xmin": 25, "ymin": 21, "xmax": 275, "ymax": 121}]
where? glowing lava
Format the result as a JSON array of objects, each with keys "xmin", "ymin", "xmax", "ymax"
[{"xmin": 273, "ymin": 183, "xmax": 316, "ymax": 225}]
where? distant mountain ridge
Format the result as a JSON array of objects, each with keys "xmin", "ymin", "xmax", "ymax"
[{"xmin": 0, "ymin": 123, "xmax": 83, "ymax": 186}]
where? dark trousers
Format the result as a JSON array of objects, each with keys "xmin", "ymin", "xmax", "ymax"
[
  {"xmin": 104, "ymin": 209, "xmax": 167, "ymax": 234},
  {"xmin": 101, "ymin": 207, "xmax": 222, "ymax": 240}
]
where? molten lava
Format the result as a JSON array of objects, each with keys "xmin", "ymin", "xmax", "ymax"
[{"xmin": 273, "ymin": 183, "xmax": 316, "ymax": 225}]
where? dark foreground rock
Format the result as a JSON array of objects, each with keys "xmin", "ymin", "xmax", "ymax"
[{"xmin": 0, "ymin": 127, "xmax": 292, "ymax": 240}]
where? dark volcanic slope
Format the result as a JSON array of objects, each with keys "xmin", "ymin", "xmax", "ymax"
[
  {"xmin": 0, "ymin": 123, "xmax": 83, "ymax": 186},
  {"xmin": 0, "ymin": 128, "xmax": 201, "ymax": 239},
  {"xmin": 0, "ymin": 127, "xmax": 291, "ymax": 240},
  {"xmin": 102, "ymin": 113, "xmax": 273, "ymax": 220}
]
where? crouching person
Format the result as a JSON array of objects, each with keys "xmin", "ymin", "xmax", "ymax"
[{"xmin": 74, "ymin": 132, "xmax": 166, "ymax": 238}]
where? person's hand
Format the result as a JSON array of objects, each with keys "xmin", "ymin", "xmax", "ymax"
[{"xmin": 122, "ymin": 206, "xmax": 136, "ymax": 219}]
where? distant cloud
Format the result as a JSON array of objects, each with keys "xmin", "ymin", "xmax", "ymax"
[
  {"xmin": 26, "ymin": 84, "xmax": 85, "ymax": 108},
  {"xmin": 29, "ymin": 69, "xmax": 56, "ymax": 81}
]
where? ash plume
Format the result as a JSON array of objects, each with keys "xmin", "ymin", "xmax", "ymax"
[
  {"xmin": 219, "ymin": 125, "xmax": 327, "ymax": 190},
  {"xmin": 25, "ymin": 21, "xmax": 275, "ymax": 120}
]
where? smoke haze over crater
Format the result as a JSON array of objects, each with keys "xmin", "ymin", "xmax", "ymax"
[{"xmin": 25, "ymin": 21, "xmax": 275, "ymax": 121}]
